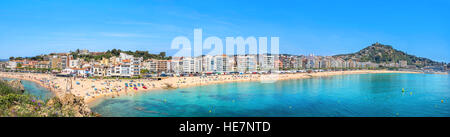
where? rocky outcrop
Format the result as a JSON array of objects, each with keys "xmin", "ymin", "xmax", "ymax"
[
  {"xmin": 46, "ymin": 93, "xmax": 96, "ymax": 117},
  {"xmin": 8, "ymin": 80, "xmax": 25, "ymax": 92},
  {"xmin": 163, "ymin": 83, "xmax": 176, "ymax": 89},
  {"xmin": 0, "ymin": 79, "xmax": 25, "ymax": 94}
]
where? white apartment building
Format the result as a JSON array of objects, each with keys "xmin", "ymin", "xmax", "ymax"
[
  {"xmin": 202, "ymin": 55, "xmax": 214, "ymax": 72},
  {"xmin": 182, "ymin": 57, "xmax": 194, "ymax": 73},
  {"xmin": 194, "ymin": 56, "xmax": 203, "ymax": 73},
  {"xmin": 61, "ymin": 55, "xmax": 68, "ymax": 69},
  {"xmin": 119, "ymin": 64, "xmax": 132, "ymax": 77},
  {"xmin": 7, "ymin": 61, "xmax": 17, "ymax": 69},
  {"xmin": 169, "ymin": 59, "xmax": 183, "ymax": 74},
  {"xmin": 131, "ymin": 57, "xmax": 142, "ymax": 76},
  {"xmin": 120, "ymin": 53, "xmax": 134, "ymax": 60},
  {"xmin": 69, "ymin": 59, "xmax": 80, "ymax": 68},
  {"xmin": 117, "ymin": 53, "xmax": 142, "ymax": 77},
  {"xmin": 213, "ymin": 55, "xmax": 235, "ymax": 73},
  {"xmin": 236, "ymin": 55, "xmax": 257, "ymax": 73},
  {"xmin": 260, "ymin": 55, "xmax": 275, "ymax": 71},
  {"xmin": 295, "ymin": 56, "xmax": 304, "ymax": 69}
]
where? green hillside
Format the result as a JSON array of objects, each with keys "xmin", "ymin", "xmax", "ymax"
[{"xmin": 334, "ymin": 43, "xmax": 440, "ymax": 67}]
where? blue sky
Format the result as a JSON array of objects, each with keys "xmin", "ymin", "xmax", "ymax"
[{"xmin": 0, "ymin": 0, "xmax": 449, "ymax": 62}]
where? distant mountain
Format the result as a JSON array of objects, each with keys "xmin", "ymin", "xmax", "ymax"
[
  {"xmin": 0, "ymin": 59, "xmax": 8, "ymax": 62},
  {"xmin": 334, "ymin": 42, "xmax": 440, "ymax": 67}
]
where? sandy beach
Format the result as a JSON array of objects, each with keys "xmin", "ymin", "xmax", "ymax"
[{"xmin": 0, "ymin": 70, "xmax": 423, "ymax": 106}]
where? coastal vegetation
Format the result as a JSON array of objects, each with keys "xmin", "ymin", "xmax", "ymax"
[
  {"xmin": 0, "ymin": 79, "xmax": 95, "ymax": 117},
  {"xmin": 71, "ymin": 49, "xmax": 172, "ymax": 61}
]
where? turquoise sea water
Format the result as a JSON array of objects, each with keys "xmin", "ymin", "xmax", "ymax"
[
  {"xmin": 2, "ymin": 78, "xmax": 55, "ymax": 100},
  {"xmin": 91, "ymin": 73, "xmax": 450, "ymax": 117}
]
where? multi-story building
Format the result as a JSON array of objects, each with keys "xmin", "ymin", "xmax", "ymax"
[
  {"xmin": 35, "ymin": 61, "xmax": 50, "ymax": 69},
  {"xmin": 202, "ymin": 55, "xmax": 214, "ymax": 72},
  {"xmin": 260, "ymin": 55, "xmax": 275, "ymax": 71},
  {"xmin": 193, "ymin": 56, "xmax": 203, "ymax": 73},
  {"xmin": 119, "ymin": 59, "xmax": 132, "ymax": 77},
  {"xmin": 69, "ymin": 59, "xmax": 80, "ymax": 68},
  {"xmin": 50, "ymin": 56, "xmax": 61, "ymax": 69},
  {"xmin": 236, "ymin": 55, "xmax": 257, "ymax": 73},
  {"xmin": 170, "ymin": 58, "xmax": 183, "ymax": 74},
  {"xmin": 293, "ymin": 56, "xmax": 304, "ymax": 69},
  {"xmin": 157, "ymin": 60, "xmax": 169, "ymax": 73},
  {"xmin": 182, "ymin": 57, "xmax": 195, "ymax": 73},
  {"xmin": 213, "ymin": 55, "xmax": 234, "ymax": 73},
  {"xmin": 131, "ymin": 57, "xmax": 142, "ymax": 76},
  {"xmin": 120, "ymin": 53, "xmax": 134, "ymax": 60},
  {"xmin": 92, "ymin": 65, "xmax": 105, "ymax": 77},
  {"xmin": 7, "ymin": 61, "xmax": 17, "ymax": 70},
  {"xmin": 100, "ymin": 58, "xmax": 109, "ymax": 66},
  {"xmin": 60, "ymin": 55, "xmax": 68, "ymax": 69},
  {"xmin": 143, "ymin": 59, "xmax": 158, "ymax": 73},
  {"xmin": 305, "ymin": 56, "xmax": 315, "ymax": 69}
]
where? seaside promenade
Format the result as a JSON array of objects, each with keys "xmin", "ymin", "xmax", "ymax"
[{"xmin": 0, "ymin": 70, "xmax": 422, "ymax": 106}]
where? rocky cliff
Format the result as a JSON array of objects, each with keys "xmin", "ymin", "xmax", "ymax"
[{"xmin": 46, "ymin": 93, "xmax": 96, "ymax": 117}]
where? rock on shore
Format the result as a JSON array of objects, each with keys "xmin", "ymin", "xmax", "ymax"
[
  {"xmin": 9, "ymin": 80, "xmax": 25, "ymax": 92},
  {"xmin": 0, "ymin": 79, "xmax": 25, "ymax": 94},
  {"xmin": 46, "ymin": 93, "xmax": 96, "ymax": 117}
]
